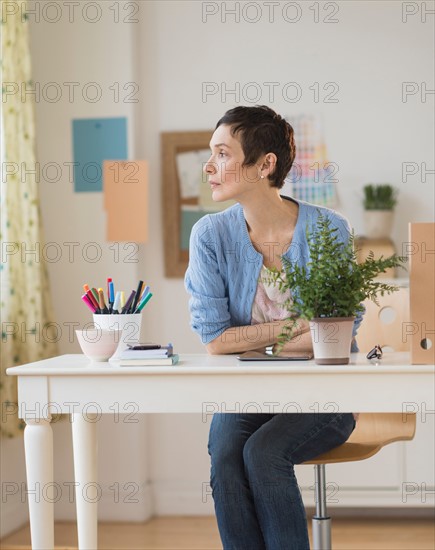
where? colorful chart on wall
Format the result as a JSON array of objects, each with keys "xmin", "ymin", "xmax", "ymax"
[
  {"xmin": 282, "ymin": 114, "xmax": 337, "ymax": 207},
  {"xmin": 72, "ymin": 117, "xmax": 128, "ymax": 192}
]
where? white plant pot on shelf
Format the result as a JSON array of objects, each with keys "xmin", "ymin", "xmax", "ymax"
[
  {"xmin": 309, "ymin": 317, "xmax": 355, "ymax": 365},
  {"xmin": 364, "ymin": 210, "xmax": 394, "ymax": 239}
]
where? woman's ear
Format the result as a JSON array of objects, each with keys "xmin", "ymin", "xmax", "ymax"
[{"xmin": 262, "ymin": 153, "xmax": 278, "ymax": 176}]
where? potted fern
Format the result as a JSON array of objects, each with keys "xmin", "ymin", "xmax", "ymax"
[
  {"xmin": 363, "ymin": 184, "xmax": 398, "ymax": 239},
  {"xmin": 270, "ymin": 214, "xmax": 405, "ymax": 365}
]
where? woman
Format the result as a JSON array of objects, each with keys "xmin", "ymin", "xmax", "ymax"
[{"xmin": 185, "ymin": 106, "xmax": 361, "ymax": 550}]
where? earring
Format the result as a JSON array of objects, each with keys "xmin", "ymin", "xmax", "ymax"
[{"xmin": 260, "ymin": 175, "xmax": 265, "ymax": 179}]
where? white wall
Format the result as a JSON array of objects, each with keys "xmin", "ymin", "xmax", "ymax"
[
  {"xmin": 2, "ymin": 0, "xmax": 433, "ymax": 535},
  {"xmin": 135, "ymin": 0, "xmax": 434, "ymax": 352},
  {"xmin": 136, "ymin": 0, "xmax": 434, "ymax": 515}
]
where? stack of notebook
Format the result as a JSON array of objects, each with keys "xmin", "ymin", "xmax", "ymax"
[{"xmin": 118, "ymin": 344, "xmax": 179, "ymax": 366}]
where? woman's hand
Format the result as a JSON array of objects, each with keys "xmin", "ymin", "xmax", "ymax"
[
  {"xmin": 206, "ymin": 319, "xmax": 313, "ymax": 355},
  {"xmin": 206, "ymin": 320, "xmax": 288, "ymax": 355},
  {"xmin": 272, "ymin": 319, "xmax": 313, "ymax": 355}
]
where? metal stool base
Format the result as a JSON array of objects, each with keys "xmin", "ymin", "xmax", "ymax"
[
  {"xmin": 312, "ymin": 464, "xmax": 332, "ymax": 550},
  {"xmin": 312, "ymin": 516, "xmax": 331, "ymax": 550}
]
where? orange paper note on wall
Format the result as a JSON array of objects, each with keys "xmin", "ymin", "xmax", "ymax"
[
  {"xmin": 103, "ymin": 160, "xmax": 148, "ymax": 242},
  {"xmin": 409, "ymin": 222, "xmax": 435, "ymax": 364}
]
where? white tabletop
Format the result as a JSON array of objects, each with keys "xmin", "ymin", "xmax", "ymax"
[
  {"xmin": 7, "ymin": 352, "xmax": 434, "ymax": 414},
  {"xmin": 6, "ymin": 351, "xmax": 433, "ymax": 376}
]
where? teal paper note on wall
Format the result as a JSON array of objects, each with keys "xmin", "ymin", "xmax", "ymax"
[{"xmin": 72, "ymin": 117, "xmax": 128, "ymax": 192}]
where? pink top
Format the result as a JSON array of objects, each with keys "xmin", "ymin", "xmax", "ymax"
[{"xmin": 251, "ymin": 266, "xmax": 291, "ymax": 325}]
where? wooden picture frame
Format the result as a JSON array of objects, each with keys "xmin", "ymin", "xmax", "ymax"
[{"xmin": 161, "ymin": 130, "xmax": 213, "ymax": 277}]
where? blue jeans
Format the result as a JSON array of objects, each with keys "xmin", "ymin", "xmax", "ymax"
[{"xmin": 208, "ymin": 412, "xmax": 356, "ymax": 550}]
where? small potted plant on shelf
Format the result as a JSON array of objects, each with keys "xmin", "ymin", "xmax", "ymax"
[
  {"xmin": 363, "ymin": 184, "xmax": 398, "ymax": 239},
  {"xmin": 270, "ymin": 214, "xmax": 405, "ymax": 365}
]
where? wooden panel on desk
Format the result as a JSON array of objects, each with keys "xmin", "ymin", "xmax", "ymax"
[
  {"xmin": 409, "ymin": 223, "xmax": 435, "ymax": 364},
  {"xmin": 357, "ymin": 288, "xmax": 410, "ymax": 354},
  {"xmin": 355, "ymin": 237, "xmax": 396, "ymax": 278}
]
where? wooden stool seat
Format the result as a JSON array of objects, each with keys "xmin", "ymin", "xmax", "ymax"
[
  {"xmin": 304, "ymin": 412, "xmax": 416, "ymax": 548},
  {"xmin": 305, "ymin": 442, "xmax": 382, "ymax": 464},
  {"xmin": 304, "ymin": 413, "xmax": 416, "ymax": 465}
]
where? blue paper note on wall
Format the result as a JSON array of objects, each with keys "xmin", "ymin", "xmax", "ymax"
[{"xmin": 72, "ymin": 117, "xmax": 128, "ymax": 192}]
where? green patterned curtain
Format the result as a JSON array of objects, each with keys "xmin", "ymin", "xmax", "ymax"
[{"xmin": 1, "ymin": 0, "xmax": 58, "ymax": 437}]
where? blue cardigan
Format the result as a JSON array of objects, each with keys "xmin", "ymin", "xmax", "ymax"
[{"xmin": 185, "ymin": 197, "xmax": 363, "ymax": 350}]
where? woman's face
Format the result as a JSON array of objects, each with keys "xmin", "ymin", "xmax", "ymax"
[{"xmin": 204, "ymin": 124, "xmax": 261, "ymax": 203}]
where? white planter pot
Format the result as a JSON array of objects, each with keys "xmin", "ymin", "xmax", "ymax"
[
  {"xmin": 364, "ymin": 210, "xmax": 394, "ymax": 239},
  {"xmin": 309, "ymin": 317, "xmax": 355, "ymax": 365}
]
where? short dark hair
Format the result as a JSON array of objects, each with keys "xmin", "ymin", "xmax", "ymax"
[{"xmin": 215, "ymin": 105, "xmax": 296, "ymax": 189}]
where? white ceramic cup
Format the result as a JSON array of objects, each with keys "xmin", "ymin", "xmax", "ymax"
[
  {"xmin": 92, "ymin": 313, "xmax": 142, "ymax": 359},
  {"xmin": 76, "ymin": 329, "xmax": 123, "ymax": 362}
]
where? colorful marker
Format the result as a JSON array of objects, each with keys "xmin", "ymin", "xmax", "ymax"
[
  {"xmin": 112, "ymin": 291, "xmax": 121, "ymax": 314},
  {"xmin": 82, "ymin": 294, "xmax": 97, "ymax": 312},
  {"xmin": 98, "ymin": 288, "xmax": 110, "ymax": 314},
  {"xmin": 82, "ymin": 279, "xmax": 149, "ymax": 316},
  {"xmin": 119, "ymin": 291, "xmax": 125, "ymax": 310},
  {"xmin": 86, "ymin": 289, "xmax": 100, "ymax": 313},
  {"xmin": 108, "ymin": 281, "xmax": 115, "ymax": 313},
  {"xmin": 139, "ymin": 284, "xmax": 147, "ymax": 301},
  {"xmin": 91, "ymin": 287, "xmax": 100, "ymax": 304},
  {"xmin": 130, "ymin": 280, "xmax": 143, "ymax": 314},
  {"xmin": 134, "ymin": 286, "xmax": 150, "ymax": 312},
  {"xmin": 122, "ymin": 290, "xmax": 136, "ymax": 314},
  {"xmin": 136, "ymin": 292, "xmax": 153, "ymax": 313}
]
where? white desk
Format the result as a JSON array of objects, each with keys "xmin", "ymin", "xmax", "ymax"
[{"xmin": 7, "ymin": 352, "xmax": 434, "ymax": 550}]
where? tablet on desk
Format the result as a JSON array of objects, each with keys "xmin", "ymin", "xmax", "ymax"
[{"xmin": 237, "ymin": 351, "xmax": 314, "ymax": 361}]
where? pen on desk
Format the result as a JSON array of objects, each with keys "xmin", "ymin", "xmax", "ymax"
[
  {"xmin": 130, "ymin": 280, "xmax": 143, "ymax": 314},
  {"xmin": 108, "ymin": 280, "xmax": 115, "ymax": 313},
  {"xmin": 82, "ymin": 294, "xmax": 97, "ymax": 313},
  {"xmin": 98, "ymin": 288, "xmax": 110, "ymax": 314},
  {"xmin": 86, "ymin": 289, "xmax": 100, "ymax": 313},
  {"xmin": 135, "ymin": 292, "xmax": 153, "ymax": 313},
  {"xmin": 122, "ymin": 290, "xmax": 136, "ymax": 314},
  {"xmin": 112, "ymin": 291, "xmax": 121, "ymax": 314}
]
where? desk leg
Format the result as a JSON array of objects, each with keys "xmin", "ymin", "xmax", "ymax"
[
  {"xmin": 71, "ymin": 412, "xmax": 98, "ymax": 550},
  {"xmin": 24, "ymin": 418, "xmax": 54, "ymax": 550}
]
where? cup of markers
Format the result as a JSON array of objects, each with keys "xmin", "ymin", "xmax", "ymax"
[{"xmin": 81, "ymin": 278, "xmax": 153, "ymax": 360}]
